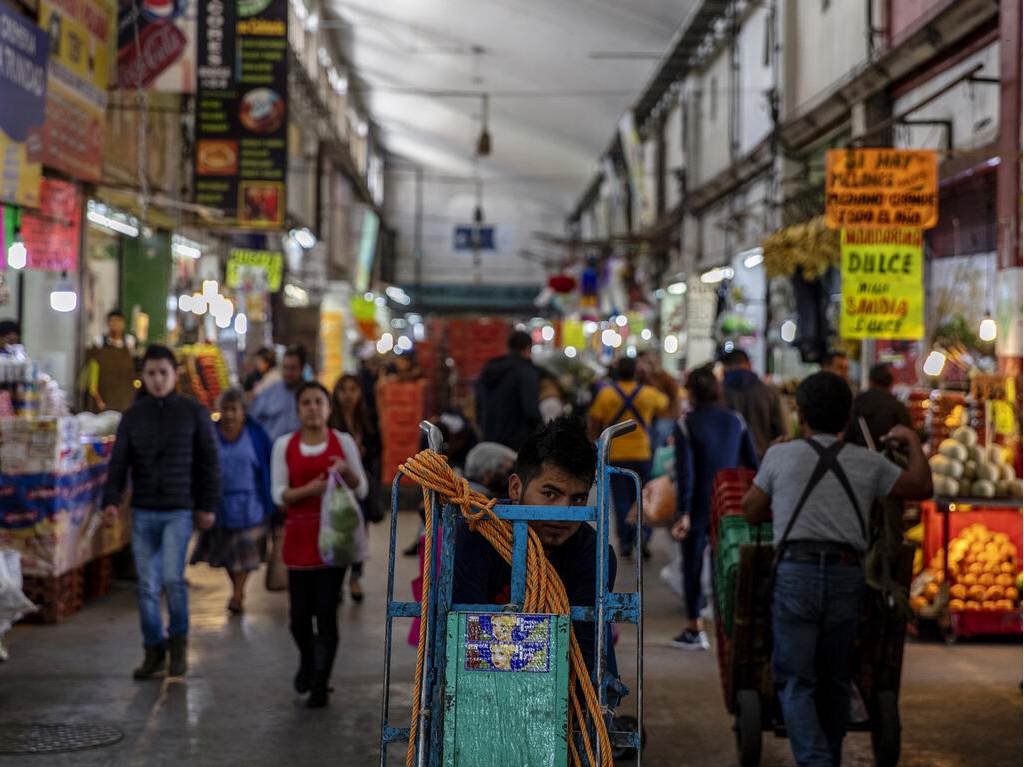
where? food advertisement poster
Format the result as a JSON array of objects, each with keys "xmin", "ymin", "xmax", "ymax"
[
  {"xmin": 839, "ymin": 228, "xmax": 924, "ymax": 341},
  {"xmin": 116, "ymin": 0, "xmax": 196, "ymax": 91},
  {"xmin": 20, "ymin": 178, "xmax": 82, "ymax": 271},
  {"xmin": 0, "ymin": 2, "xmax": 49, "ymax": 207},
  {"xmin": 825, "ymin": 148, "xmax": 938, "ymax": 229},
  {"xmin": 195, "ymin": 0, "xmax": 287, "ymax": 228},
  {"xmin": 39, "ymin": 0, "xmax": 116, "ymax": 182}
]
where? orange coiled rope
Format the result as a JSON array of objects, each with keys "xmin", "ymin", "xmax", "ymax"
[{"xmin": 401, "ymin": 449, "xmax": 613, "ymax": 767}]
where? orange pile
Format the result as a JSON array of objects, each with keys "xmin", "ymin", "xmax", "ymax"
[{"xmin": 912, "ymin": 524, "xmax": 1021, "ymax": 613}]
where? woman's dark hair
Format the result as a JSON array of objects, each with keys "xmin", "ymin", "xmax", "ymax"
[
  {"xmin": 612, "ymin": 357, "xmax": 637, "ymax": 382},
  {"xmin": 796, "ymin": 371, "xmax": 853, "ymax": 434},
  {"xmin": 218, "ymin": 388, "xmax": 245, "ymax": 410},
  {"xmin": 685, "ymin": 365, "xmax": 720, "ymax": 406},
  {"xmin": 294, "ymin": 380, "xmax": 330, "ymax": 404},
  {"xmin": 514, "ymin": 416, "xmax": 596, "ymax": 491},
  {"xmin": 329, "ymin": 374, "xmax": 376, "ymax": 438},
  {"xmin": 142, "ymin": 344, "xmax": 177, "ymax": 367},
  {"xmin": 256, "ymin": 347, "xmax": 277, "ymax": 367}
]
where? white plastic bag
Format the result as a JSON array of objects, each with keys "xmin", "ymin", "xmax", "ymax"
[
  {"xmin": 0, "ymin": 549, "xmax": 36, "ymax": 638},
  {"xmin": 318, "ymin": 470, "xmax": 369, "ymax": 567},
  {"xmin": 659, "ymin": 550, "xmax": 684, "ymax": 598}
]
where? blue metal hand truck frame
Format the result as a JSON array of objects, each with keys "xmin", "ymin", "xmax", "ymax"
[{"xmin": 378, "ymin": 420, "xmax": 645, "ymax": 767}]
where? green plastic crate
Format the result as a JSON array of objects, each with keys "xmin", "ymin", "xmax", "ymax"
[{"xmin": 714, "ymin": 516, "xmax": 773, "ymax": 636}]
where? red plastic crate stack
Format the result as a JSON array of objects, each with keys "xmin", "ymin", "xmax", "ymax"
[
  {"xmin": 22, "ymin": 568, "xmax": 85, "ymax": 624},
  {"xmin": 379, "ymin": 381, "xmax": 426, "ymax": 484},
  {"xmin": 415, "ymin": 339, "xmax": 441, "ymax": 418},
  {"xmin": 709, "ymin": 467, "xmax": 758, "ymax": 709},
  {"xmin": 445, "ymin": 318, "xmax": 510, "ymax": 382}
]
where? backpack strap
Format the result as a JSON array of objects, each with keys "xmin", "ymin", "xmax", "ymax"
[{"xmin": 609, "ymin": 382, "xmax": 648, "ymax": 429}]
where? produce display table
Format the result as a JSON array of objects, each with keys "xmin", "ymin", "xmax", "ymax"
[
  {"xmin": 916, "ymin": 498, "xmax": 1023, "ymax": 641},
  {"xmin": 0, "ymin": 439, "xmax": 127, "ymax": 622}
]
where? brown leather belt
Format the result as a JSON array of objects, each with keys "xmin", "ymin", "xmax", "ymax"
[{"xmin": 782, "ymin": 540, "xmax": 862, "ymax": 567}]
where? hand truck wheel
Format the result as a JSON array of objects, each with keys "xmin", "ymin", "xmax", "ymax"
[
  {"xmin": 870, "ymin": 689, "xmax": 901, "ymax": 767},
  {"xmin": 734, "ymin": 688, "xmax": 762, "ymax": 766}
]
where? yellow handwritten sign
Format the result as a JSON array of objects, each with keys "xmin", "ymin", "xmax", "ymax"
[
  {"xmin": 226, "ymin": 249, "xmax": 283, "ymax": 291},
  {"xmin": 840, "ymin": 229, "xmax": 924, "ymax": 340},
  {"xmin": 826, "ymin": 149, "xmax": 938, "ymax": 229}
]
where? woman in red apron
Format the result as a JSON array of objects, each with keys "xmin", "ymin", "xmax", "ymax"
[{"xmin": 270, "ymin": 382, "xmax": 368, "ymax": 708}]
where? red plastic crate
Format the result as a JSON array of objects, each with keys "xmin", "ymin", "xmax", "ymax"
[{"xmin": 950, "ymin": 608, "xmax": 1023, "ymax": 637}]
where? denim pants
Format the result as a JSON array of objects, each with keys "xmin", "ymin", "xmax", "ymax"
[
  {"xmin": 679, "ymin": 525, "xmax": 709, "ymax": 620},
  {"xmin": 131, "ymin": 509, "xmax": 194, "ymax": 648},
  {"xmin": 772, "ymin": 560, "xmax": 865, "ymax": 767},
  {"xmin": 610, "ymin": 460, "xmax": 651, "ymax": 551}
]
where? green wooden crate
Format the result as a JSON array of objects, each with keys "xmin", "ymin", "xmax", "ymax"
[
  {"xmin": 443, "ymin": 612, "xmax": 570, "ymax": 767},
  {"xmin": 715, "ymin": 516, "xmax": 774, "ymax": 636}
]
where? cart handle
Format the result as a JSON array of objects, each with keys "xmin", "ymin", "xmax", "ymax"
[
  {"xmin": 598, "ymin": 420, "xmax": 636, "ymax": 447},
  {"xmin": 420, "ymin": 420, "xmax": 444, "ymax": 453}
]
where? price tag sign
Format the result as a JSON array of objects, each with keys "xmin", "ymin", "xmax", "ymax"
[
  {"xmin": 826, "ymin": 149, "xmax": 938, "ymax": 229},
  {"xmin": 840, "ymin": 229, "xmax": 924, "ymax": 340}
]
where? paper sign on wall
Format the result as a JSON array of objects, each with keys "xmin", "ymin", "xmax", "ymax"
[
  {"xmin": 826, "ymin": 149, "xmax": 938, "ymax": 229},
  {"xmin": 840, "ymin": 229, "xmax": 924, "ymax": 340}
]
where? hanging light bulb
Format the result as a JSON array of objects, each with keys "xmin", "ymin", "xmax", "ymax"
[
  {"xmin": 923, "ymin": 350, "xmax": 947, "ymax": 377},
  {"xmin": 979, "ymin": 314, "xmax": 997, "ymax": 342},
  {"xmin": 49, "ymin": 272, "xmax": 78, "ymax": 313},
  {"xmin": 7, "ymin": 240, "xmax": 26, "ymax": 270},
  {"xmin": 476, "ymin": 94, "xmax": 491, "ymax": 156}
]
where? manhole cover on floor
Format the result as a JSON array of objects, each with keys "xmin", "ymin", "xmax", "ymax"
[{"xmin": 0, "ymin": 723, "xmax": 124, "ymax": 754}]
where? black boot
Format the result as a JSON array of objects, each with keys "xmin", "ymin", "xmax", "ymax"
[
  {"xmin": 168, "ymin": 636, "xmax": 188, "ymax": 677},
  {"xmin": 133, "ymin": 645, "xmax": 166, "ymax": 679},
  {"xmin": 306, "ymin": 636, "xmax": 334, "ymax": 708},
  {"xmin": 293, "ymin": 637, "xmax": 314, "ymax": 694},
  {"xmin": 306, "ymin": 678, "xmax": 329, "ymax": 708}
]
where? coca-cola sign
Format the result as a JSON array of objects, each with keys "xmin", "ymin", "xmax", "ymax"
[{"xmin": 118, "ymin": 21, "xmax": 187, "ymax": 88}]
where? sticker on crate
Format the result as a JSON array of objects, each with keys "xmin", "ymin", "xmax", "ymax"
[{"xmin": 464, "ymin": 614, "xmax": 551, "ymax": 673}]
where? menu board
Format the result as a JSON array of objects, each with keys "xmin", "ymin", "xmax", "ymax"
[
  {"xmin": 39, "ymin": 0, "xmax": 115, "ymax": 182},
  {"xmin": 195, "ymin": 0, "xmax": 287, "ymax": 228},
  {"xmin": 839, "ymin": 228, "xmax": 924, "ymax": 340},
  {"xmin": 825, "ymin": 149, "xmax": 938, "ymax": 230},
  {"xmin": 0, "ymin": 1, "xmax": 49, "ymax": 206},
  {"xmin": 20, "ymin": 178, "xmax": 82, "ymax": 272}
]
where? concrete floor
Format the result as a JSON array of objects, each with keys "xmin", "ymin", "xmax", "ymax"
[{"xmin": 1, "ymin": 511, "xmax": 1020, "ymax": 766}]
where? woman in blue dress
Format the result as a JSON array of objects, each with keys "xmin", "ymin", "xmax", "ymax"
[{"xmin": 191, "ymin": 389, "xmax": 274, "ymax": 613}]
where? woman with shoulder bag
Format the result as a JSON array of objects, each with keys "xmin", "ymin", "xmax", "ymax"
[
  {"xmin": 271, "ymin": 382, "xmax": 368, "ymax": 708},
  {"xmin": 671, "ymin": 365, "xmax": 758, "ymax": 651}
]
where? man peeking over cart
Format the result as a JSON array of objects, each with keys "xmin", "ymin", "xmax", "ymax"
[
  {"xmin": 452, "ymin": 416, "xmax": 618, "ymax": 678},
  {"xmin": 741, "ymin": 372, "xmax": 932, "ymax": 767}
]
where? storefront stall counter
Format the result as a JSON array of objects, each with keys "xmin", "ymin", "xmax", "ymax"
[{"xmin": 0, "ymin": 428, "xmax": 126, "ymax": 623}]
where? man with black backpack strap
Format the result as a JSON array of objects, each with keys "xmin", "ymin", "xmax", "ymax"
[
  {"xmin": 588, "ymin": 356, "xmax": 669, "ymax": 558},
  {"xmin": 741, "ymin": 371, "xmax": 931, "ymax": 767}
]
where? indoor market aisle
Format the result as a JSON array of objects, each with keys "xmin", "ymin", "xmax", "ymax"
[{"xmin": 1, "ymin": 512, "xmax": 1020, "ymax": 767}]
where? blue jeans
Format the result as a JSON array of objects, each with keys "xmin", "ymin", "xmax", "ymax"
[
  {"xmin": 679, "ymin": 525, "xmax": 709, "ymax": 620},
  {"xmin": 772, "ymin": 560, "xmax": 865, "ymax": 767},
  {"xmin": 610, "ymin": 461, "xmax": 651, "ymax": 552},
  {"xmin": 131, "ymin": 509, "xmax": 194, "ymax": 648}
]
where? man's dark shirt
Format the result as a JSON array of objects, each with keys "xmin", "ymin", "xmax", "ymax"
[
  {"xmin": 844, "ymin": 388, "xmax": 911, "ymax": 448},
  {"xmin": 452, "ymin": 515, "xmax": 617, "ymax": 674}
]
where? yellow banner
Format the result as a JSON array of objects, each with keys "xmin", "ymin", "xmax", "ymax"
[
  {"xmin": 562, "ymin": 319, "xmax": 585, "ymax": 349},
  {"xmin": 840, "ymin": 229, "xmax": 924, "ymax": 340}
]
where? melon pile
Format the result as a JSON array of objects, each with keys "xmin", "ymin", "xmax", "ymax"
[
  {"xmin": 911, "ymin": 523, "xmax": 1021, "ymax": 614},
  {"xmin": 928, "ymin": 426, "xmax": 1022, "ymax": 499}
]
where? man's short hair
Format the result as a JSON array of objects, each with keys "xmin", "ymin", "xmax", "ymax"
[
  {"xmin": 611, "ymin": 356, "xmax": 637, "ymax": 382},
  {"xmin": 721, "ymin": 348, "xmax": 750, "ymax": 367},
  {"xmin": 0, "ymin": 319, "xmax": 20, "ymax": 336},
  {"xmin": 284, "ymin": 344, "xmax": 307, "ymax": 367},
  {"xmin": 294, "ymin": 380, "xmax": 330, "ymax": 403},
  {"xmin": 514, "ymin": 416, "xmax": 596, "ymax": 491},
  {"xmin": 685, "ymin": 364, "xmax": 720, "ymax": 406},
  {"xmin": 822, "ymin": 350, "xmax": 848, "ymax": 367},
  {"xmin": 107, "ymin": 308, "xmax": 125, "ymax": 320},
  {"xmin": 869, "ymin": 363, "xmax": 894, "ymax": 388},
  {"xmin": 507, "ymin": 330, "xmax": 532, "ymax": 353},
  {"xmin": 142, "ymin": 344, "xmax": 177, "ymax": 367},
  {"xmin": 796, "ymin": 372, "xmax": 852, "ymax": 434}
]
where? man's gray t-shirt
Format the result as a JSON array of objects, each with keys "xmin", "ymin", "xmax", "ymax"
[{"xmin": 753, "ymin": 435, "xmax": 902, "ymax": 551}]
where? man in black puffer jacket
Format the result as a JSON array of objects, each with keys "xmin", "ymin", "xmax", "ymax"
[{"xmin": 102, "ymin": 345, "xmax": 221, "ymax": 680}]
